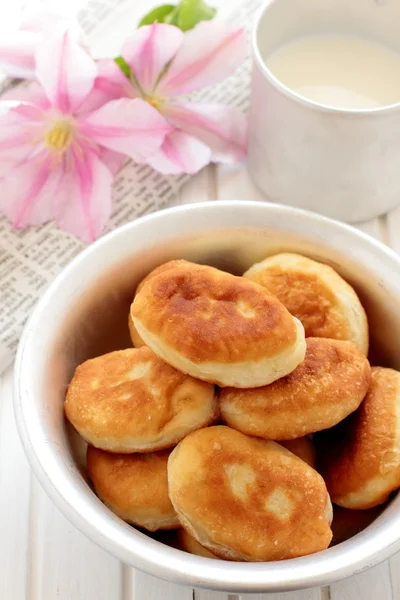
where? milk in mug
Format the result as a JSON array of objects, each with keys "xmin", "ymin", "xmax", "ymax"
[{"xmin": 265, "ymin": 33, "xmax": 400, "ymax": 110}]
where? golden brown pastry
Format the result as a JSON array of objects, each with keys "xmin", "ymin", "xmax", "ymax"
[
  {"xmin": 129, "ymin": 260, "xmax": 188, "ymax": 348},
  {"xmin": 168, "ymin": 426, "xmax": 333, "ymax": 561},
  {"xmin": 177, "ymin": 529, "xmax": 218, "ymax": 559},
  {"xmin": 129, "ymin": 315, "xmax": 146, "ymax": 348},
  {"xmin": 320, "ymin": 367, "xmax": 400, "ymax": 509},
  {"xmin": 220, "ymin": 338, "xmax": 370, "ymax": 440},
  {"xmin": 65, "ymin": 347, "xmax": 217, "ymax": 453},
  {"xmin": 87, "ymin": 446, "xmax": 179, "ymax": 531},
  {"xmin": 243, "ymin": 253, "xmax": 369, "ymax": 354},
  {"xmin": 131, "ymin": 260, "xmax": 306, "ymax": 388},
  {"xmin": 279, "ymin": 437, "xmax": 316, "ymax": 468}
]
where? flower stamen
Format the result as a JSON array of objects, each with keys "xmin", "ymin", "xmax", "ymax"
[
  {"xmin": 45, "ymin": 120, "xmax": 74, "ymax": 153},
  {"xmin": 143, "ymin": 95, "xmax": 166, "ymax": 110}
]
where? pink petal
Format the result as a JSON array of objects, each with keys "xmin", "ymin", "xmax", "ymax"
[
  {"xmin": 77, "ymin": 86, "xmax": 118, "ymax": 116},
  {"xmin": 0, "ymin": 101, "xmax": 45, "ymax": 143},
  {"xmin": 0, "ymin": 140, "xmax": 43, "ymax": 177},
  {"xmin": 0, "ymin": 81, "xmax": 51, "ymax": 110},
  {"xmin": 4, "ymin": 102, "xmax": 45, "ymax": 122},
  {"xmin": 35, "ymin": 23, "xmax": 97, "ymax": 114},
  {"xmin": 146, "ymin": 129, "xmax": 211, "ymax": 174},
  {"xmin": 99, "ymin": 147, "xmax": 126, "ymax": 176},
  {"xmin": 0, "ymin": 31, "xmax": 39, "ymax": 79},
  {"xmin": 157, "ymin": 21, "xmax": 247, "ymax": 97},
  {"xmin": 79, "ymin": 98, "xmax": 171, "ymax": 163},
  {"xmin": 93, "ymin": 58, "xmax": 134, "ymax": 103},
  {"xmin": 162, "ymin": 102, "xmax": 247, "ymax": 162},
  {"xmin": 54, "ymin": 150, "xmax": 113, "ymax": 242},
  {"xmin": 0, "ymin": 100, "xmax": 46, "ymax": 175},
  {"xmin": 121, "ymin": 23, "xmax": 183, "ymax": 93},
  {"xmin": 0, "ymin": 152, "xmax": 60, "ymax": 227}
]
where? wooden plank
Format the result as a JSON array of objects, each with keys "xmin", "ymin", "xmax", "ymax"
[
  {"xmin": 29, "ymin": 478, "xmax": 123, "ymax": 600},
  {"xmin": 195, "ymin": 590, "xmax": 234, "ymax": 600},
  {"xmin": 216, "ymin": 164, "xmax": 266, "ymax": 201},
  {"xmin": 178, "ymin": 168, "xmax": 212, "ymax": 205},
  {"xmin": 133, "ymin": 571, "xmax": 193, "ymax": 600},
  {"xmin": 122, "ymin": 565, "xmax": 136, "ymax": 600},
  {"xmin": 389, "ymin": 551, "xmax": 400, "ymax": 600},
  {"xmin": 386, "ymin": 206, "xmax": 400, "ymax": 253},
  {"xmin": 355, "ymin": 218, "xmax": 382, "ymax": 240},
  {"xmin": 241, "ymin": 588, "xmax": 321, "ymax": 600},
  {"xmin": 0, "ymin": 368, "xmax": 31, "ymax": 600},
  {"xmin": 330, "ymin": 563, "xmax": 392, "ymax": 600}
]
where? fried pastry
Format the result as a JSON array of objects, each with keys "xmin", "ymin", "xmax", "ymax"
[
  {"xmin": 87, "ymin": 446, "xmax": 179, "ymax": 531},
  {"xmin": 131, "ymin": 260, "xmax": 306, "ymax": 388},
  {"xmin": 168, "ymin": 426, "xmax": 333, "ymax": 561},
  {"xmin": 65, "ymin": 347, "xmax": 217, "ymax": 453},
  {"xmin": 243, "ymin": 253, "xmax": 369, "ymax": 354},
  {"xmin": 128, "ymin": 315, "xmax": 146, "ymax": 348},
  {"xmin": 320, "ymin": 367, "xmax": 400, "ymax": 509},
  {"xmin": 129, "ymin": 260, "xmax": 188, "ymax": 348},
  {"xmin": 279, "ymin": 437, "xmax": 316, "ymax": 468},
  {"xmin": 177, "ymin": 529, "xmax": 218, "ymax": 559},
  {"xmin": 220, "ymin": 338, "xmax": 370, "ymax": 440}
]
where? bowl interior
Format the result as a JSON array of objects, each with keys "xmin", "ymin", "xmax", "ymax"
[
  {"xmin": 57, "ymin": 226, "xmax": 400, "ymax": 373},
  {"xmin": 15, "ymin": 202, "xmax": 400, "ymax": 592},
  {"xmin": 66, "ymin": 227, "xmax": 393, "ymax": 534}
]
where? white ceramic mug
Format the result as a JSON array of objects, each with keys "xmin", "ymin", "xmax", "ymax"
[{"xmin": 248, "ymin": 0, "xmax": 400, "ymax": 223}]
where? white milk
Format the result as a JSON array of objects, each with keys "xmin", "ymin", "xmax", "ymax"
[{"xmin": 265, "ymin": 33, "xmax": 400, "ymax": 109}]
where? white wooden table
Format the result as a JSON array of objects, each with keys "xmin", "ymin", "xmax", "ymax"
[{"xmin": 2, "ymin": 161, "xmax": 400, "ymax": 600}]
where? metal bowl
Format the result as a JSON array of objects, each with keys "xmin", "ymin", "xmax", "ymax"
[{"xmin": 13, "ymin": 201, "xmax": 400, "ymax": 593}]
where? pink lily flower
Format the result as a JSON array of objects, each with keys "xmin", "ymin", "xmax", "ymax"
[
  {"xmin": 0, "ymin": 25, "xmax": 171, "ymax": 241},
  {"xmin": 0, "ymin": 4, "xmax": 86, "ymax": 80},
  {"xmin": 0, "ymin": 30, "xmax": 40, "ymax": 79},
  {"xmin": 95, "ymin": 21, "xmax": 248, "ymax": 174}
]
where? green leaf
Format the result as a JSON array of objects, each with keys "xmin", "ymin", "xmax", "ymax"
[
  {"xmin": 139, "ymin": 4, "xmax": 176, "ymax": 27},
  {"xmin": 163, "ymin": 5, "xmax": 181, "ymax": 25},
  {"xmin": 114, "ymin": 56, "xmax": 132, "ymax": 79},
  {"xmin": 177, "ymin": 0, "xmax": 216, "ymax": 31},
  {"xmin": 138, "ymin": 0, "xmax": 217, "ymax": 31}
]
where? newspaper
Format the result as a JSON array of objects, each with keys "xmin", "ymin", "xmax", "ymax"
[{"xmin": 0, "ymin": 0, "xmax": 262, "ymax": 371}]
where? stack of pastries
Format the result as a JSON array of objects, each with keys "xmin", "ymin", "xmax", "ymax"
[{"xmin": 64, "ymin": 253, "xmax": 400, "ymax": 562}]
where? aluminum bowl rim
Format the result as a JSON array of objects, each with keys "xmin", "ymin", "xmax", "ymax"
[{"xmin": 13, "ymin": 200, "xmax": 400, "ymax": 593}]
